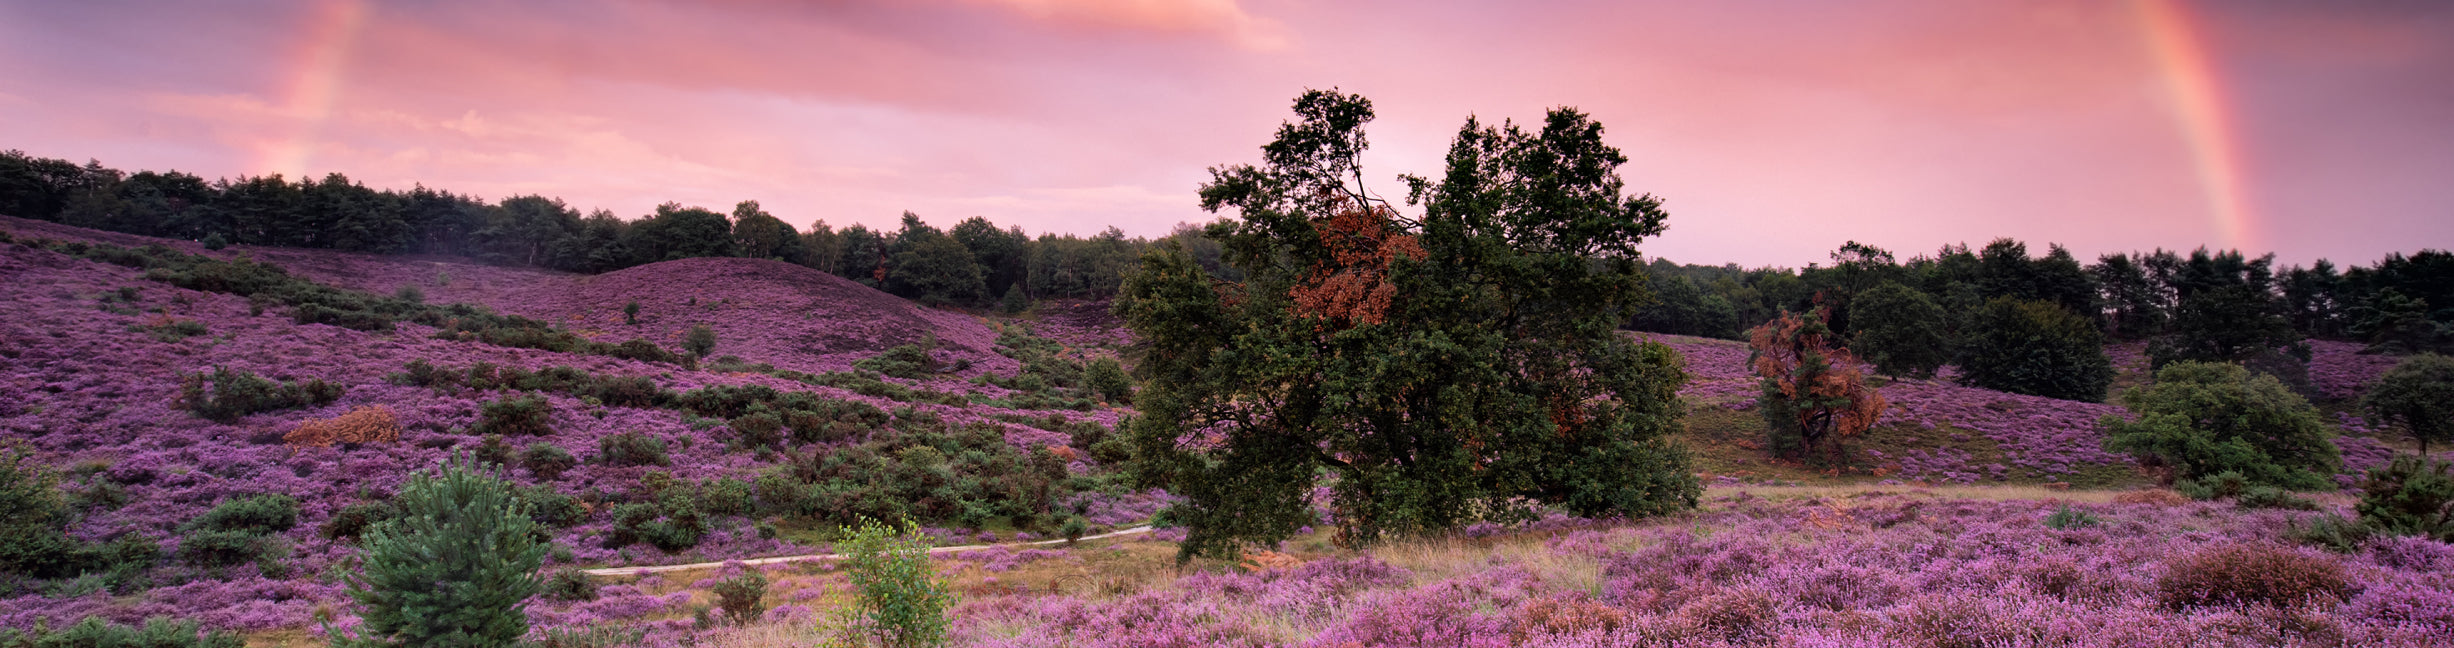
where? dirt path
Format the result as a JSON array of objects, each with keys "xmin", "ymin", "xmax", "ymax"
[{"xmin": 580, "ymin": 525, "xmax": 1156, "ymax": 577}]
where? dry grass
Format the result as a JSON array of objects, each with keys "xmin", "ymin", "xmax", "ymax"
[{"xmin": 1703, "ymin": 483, "xmax": 2141, "ymax": 504}]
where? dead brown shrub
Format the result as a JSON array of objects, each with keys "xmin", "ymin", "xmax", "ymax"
[
  {"xmin": 285, "ymin": 405, "xmax": 401, "ymax": 448},
  {"xmin": 2156, "ymin": 544, "xmax": 2349, "ymax": 610}
]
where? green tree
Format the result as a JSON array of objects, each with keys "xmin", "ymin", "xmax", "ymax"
[
  {"xmin": 729, "ymin": 200, "xmax": 802, "ymax": 261},
  {"xmin": 684, "ymin": 324, "xmax": 717, "ymax": 359},
  {"xmin": 479, "ymin": 195, "xmax": 579, "ymax": 266},
  {"xmin": 838, "ymin": 518, "xmax": 950, "ymax": 648},
  {"xmin": 2362, "ymin": 353, "xmax": 2454, "ymax": 453},
  {"xmin": 1958, "ymin": 298, "xmax": 2115, "ymax": 402},
  {"xmin": 1119, "ymin": 89, "xmax": 1697, "ymax": 558},
  {"xmin": 2151, "ymin": 248, "xmax": 2300, "ymax": 367},
  {"xmin": 625, "ymin": 203, "xmax": 734, "ymax": 262},
  {"xmin": 337, "ymin": 457, "xmax": 544, "ymax": 648},
  {"xmin": 2101, "ymin": 361, "xmax": 2339, "ymax": 490},
  {"xmin": 885, "ymin": 213, "xmax": 988, "ymax": 306},
  {"xmin": 1847, "ymin": 280, "xmax": 1951, "ymax": 379}
]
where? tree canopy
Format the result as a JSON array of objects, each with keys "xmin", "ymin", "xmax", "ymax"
[{"xmin": 1117, "ymin": 89, "xmax": 1697, "ymax": 559}]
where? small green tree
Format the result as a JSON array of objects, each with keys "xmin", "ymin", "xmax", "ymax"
[
  {"xmin": 1847, "ymin": 281, "xmax": 1950, "ymax": 379},
  {"xmin": 2101, "ymin": 361, "xmax": 2339, "ymax": 490},
  {"xmin": 1958, "ymin": 298, "xmax": 2114, "ymax": 402},
  {"xmin": 1084, "ymin": 356, "xmax": 1133, "ymax": 405},
  {"xmin": 2361, "ymin": 353, "xmax": 2454, "ymax": 454},
  {"xmin": 684, "ymin": 324, "xmax": 717, "ymax": 359},
  {"xmin": 337, "ymin": 456, "xmax": 544, "ymax": 648},
  {"xmin": 623, "ymin": 300, "xmax": 640, "ymax": 325},
  {"xmin": 2353, "ymin": 454, "xmax": 2454, "ymax": 541},
  {"xmin": 838, "ymin": 518, "xmax": 951, "ymax": 648}
]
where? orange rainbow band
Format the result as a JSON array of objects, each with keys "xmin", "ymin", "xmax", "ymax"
[
  {"xmin": 263, "ymin": 0, "xmax": 371, "ymax": 181},
  {"xmin": 2135, "ymin": 0, "xmax": 2250, "ymax": 251}
]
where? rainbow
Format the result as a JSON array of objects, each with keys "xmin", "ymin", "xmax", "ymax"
[
  {"xmin": 262, "ymin": 0, "xmax": 371, "ymax": 181},
  {"xmin": 2134, "ymin": 0, "xmax": 2251, "ymax": 251}
]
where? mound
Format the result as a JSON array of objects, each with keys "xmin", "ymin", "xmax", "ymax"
[{"xmin": 498, "ymin": 256, "xmax": 1014, "ymax": 376}]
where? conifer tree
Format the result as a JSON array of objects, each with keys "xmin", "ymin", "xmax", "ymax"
[{"xmin": 337, "ymin": 456, "xmax": 544, "ymax": 648}]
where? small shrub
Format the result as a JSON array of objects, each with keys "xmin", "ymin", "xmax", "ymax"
[
  {"xmin": 1085, "ymin": 357, "xmax": 1133, "ymax": 405},
  {"xmin": 542, "ymin": 567, "xmax": 599, "ymax": 602},
  {"xmin": 184, "ymin": 494, "xmax": 299, "ymax": 535},
  {"xmin": 840, "ymin": 518, "xmax": 952, "ymax": 648},
  {"xmin": 522, "ymin": 443, "xmax": 578, "ymax": 481},
  {"xmin": 2354, "ymin": 453, "xmax": 2454, "ymax": 541},
  {"xmin": 2286, "ymin": 514, "xmax": 2374, "ymax": 554},
  {"xmin": 711, "ymin": 569, "xmax": 769, "ymax": 625},
  {"xmin": 200, "ymin": 232, "xmax": 228, "ymax": 250},
  {"xmin": 607, "ymin": 339, "xmax": 680, "ymax": 365},
  {"xmin": 2237, "ymin": 486, "xmax": 2321, "ymax": 511},
  {"xmin": 473, "ymin": 434, "xmax": 514, "ymax": 467},
  {"xmin": 606, "ymin": 494, "xmax": 705, "ymax": 553},
  {"xmin": 322, "ymin": 501, "xmax": 397, "ymax": 541},
  {"xmin": 684, "ymin": 324, "xmax": 717, "ymax": 358},
  {"xmin": 729, "ymin": 410, "xmax": 784, "ymax": 450},
  {"xmin": 2043, "ymin": 504, "xmax": 2099, "ymax": 529},
  {"xmin": 623, "ymin": 301, "xmax": 640, "ymax": 325},
  {"xmin": 284, "ymin": 405, "xmax": 401, "ymax": 448},
  {"xmin": 0, "ymin": 617, "xmax": 243, "ymax": 648},
  {"xmin": 700, "ymin": 478, "xmax": 754, "ymax": 517},
  {"xmin": 2176, "ymin": 471, "xmax": 2251, "ymax": 501},
  {"xmin": 394, "ymin": 284, "xmax": 424, "ymax": 305},
  {"xmin": 857, "ymin": 343, "xmax": 938, "ymax": 380},
  {"xmin": 586, "ymin": 375, "xmax": 668, "ymax": 408},
  {"xmin": 474, "ymin": 394, "xmax": 555, "ymax": 436},
  {"xmin": 1060, "ymin": 516, "xmax": 1089, "ymax": 544},
  {"xmin": 177, "ymin": 366, "xmax": 343, "ymax": 423},
  {"xmin": 2155, "ymin": 544, "xmax": 2348, "ymax": 609},
  {"xmin": 177, "ymin": 529, "xmax": 273, "ymax": 568},
  {"xmin": 597, "ymin": 432, "xmax": 670, "ymax": 467},
  {"xmin": 521, "ymin": 486, "xmax": 588, "ymax": 528}
]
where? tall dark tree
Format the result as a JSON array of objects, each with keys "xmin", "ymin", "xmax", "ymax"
[
  {"xmin": 2150, "ymin": 248, "xmax": 2299, "ymax": 368},
  {"xmin": 951, "ymin": 216, "xmax": 1029, "ymax": 297},
  {"xmin": 1120, "ymin": 90, "xmax": 1696, "ymax": 558},
  {"xmin": 729, "ymin": 200, "xmax": 802, "ymax": 261},
  {"xmin": 624, "ymin": 203, "xmax": 733, "ymax": 262},
  {"xmin": 1848, "ymin": 280, "xmax": 1952, "ymax": 379},
  {"xmin": 2091, "ymin": 251, "xmax": 2167, "ymax": 339},
  {"xmin": 1959, "ymin": 298, "xmax": 2116, "ymax": 402},
  {"xmin": 480, "ymin": 195, "xmax": 580, "ymax": 266}
]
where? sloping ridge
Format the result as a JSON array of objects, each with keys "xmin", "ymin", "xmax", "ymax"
[{"xmin": 503, "ymin": 256, "xmax": 1010, "ymax": 376}]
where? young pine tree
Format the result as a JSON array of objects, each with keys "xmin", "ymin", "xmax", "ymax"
[{"xmin": 336, "ymin": 456, "xmax": 544, "ymax": 648}]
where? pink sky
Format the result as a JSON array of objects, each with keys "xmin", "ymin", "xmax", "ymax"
[{"xmin": 2, "ymin": 0, "xmax": 2447, "ymax": 268}]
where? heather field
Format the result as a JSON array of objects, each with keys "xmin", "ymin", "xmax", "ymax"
[{"xmin": 1, "ymin": 217, "xmax": 2446, "ymax": 646}]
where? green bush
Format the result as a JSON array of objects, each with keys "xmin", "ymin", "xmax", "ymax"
[
  {"xmin": 607, "ymin": 339, "xmax": 680, "ymax": 365},
  {"xmin": 522, "ymin": 443, "xmax": 578, "ymax": 481},
  {"xmin": 542, "ymin": 567, "xmax": 599, "ymax": 602},
  {"xmin": 1957, "ymin": 298, "xmax": 2114, "ymax": 401},
  {"xmin": 700, "ymin": 478, "xmax": 754, "ymax": 517},
  {"xmin": 2285, "ymin": 514, "xmax": 2374, "ymax": 554},
  {"xmin": 597, "ymin": 432, "xmax": 670, "ymax": 467},
  {"xmin": 605, "ymin": 493, "xmax": 706, "ymax": 554},
  {"xmin": 710, "ymin": 569, "xmax": 769, "ymax": 625},
  {"xmin": 623, "ymin": 301, "xmax": 640, "ymax": 325},
  {"xmin": 2101, "ymin": 361, "xmax": 2338, "ymax": 490},
  {"xmin": 474, "ymin": 394, "xmax": 555, "ymax": 437},
  {"xmin": 729, "ymin": 410, "xmax": 784, "ymax": 450},
  {"xmin": 176, "ymin": 529, "xmax": 275, "ymax": 568},
  {"xmin": 176, "ymin": 366, "xmax": 343, "ymax": 423},
  {"xmin": 337, "ymin": 457, "xmax": 544, "ymax": 648},
  {"xmin": 857, "ymin": 343, "xmax": 938, "ymax": 380},
  {"xmin": 184, "ymin": 494, "xmax": 299, "ymax": 535},
  {"xmin": 321, "ymin": 501, "xmax": 397, "ymax": 541},
  {"xmin": 2175, "ymin": 471, "xmax": 2250, "ymax": 501},
  {"xmin": 473, "ymin": 434, "xmax": 514, "ymax": 467},
  {"xmin": 1085, "ymin": 357, "xmax": 1134, "ymax": 405},
  {"xmin": 2236, "ymin": 485, "xmax": 2320, "ymax": 511},
  {"xmin": 2043, "ymin": 504, "xmax": 2099, "ymax": 530},
  {"xmin": 683, "ymin": 324, "xmax": 718, "ymax": 358},
  {"xmin": 840, "ymin": 518, "xmax": 951, "ymax": 648},
  {"xmin": 585, "ymin": 375, "xmax": 669, "ymax": 408},
  {"xmin": 2354, "ymin": 454, "xmax": 2454, "ymax": 541},
  {"xmin": 521, "ymin": 486, "xmax": 588, "ymax": 528},
  {"xmin": 0, "ymin": 617, "xmax": 242, "ymax": 648},
  {"xmin": 1060, "ymin": 516, "xmax": 1089, "ymax": 544}
]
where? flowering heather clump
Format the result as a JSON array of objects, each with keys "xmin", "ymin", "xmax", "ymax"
[
  {"xmin": 2155, "ymin": 543, "xmax": 2350, "ymax": 609},
  {"xmin": 283, "ymin": 405, "xmax": 401, "ymax": 448}
]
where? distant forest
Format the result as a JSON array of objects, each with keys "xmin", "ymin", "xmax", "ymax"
[
  {"xmin": 0, "ymin": 150, "xmax": 1248, "ymax": 309},
  {"xmin": 2, "ymin": 149, "xmax": 2445, "ymax": 358}
]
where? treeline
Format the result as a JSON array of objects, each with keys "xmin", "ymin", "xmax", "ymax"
[
  {"xmin": 1633, "ymin": 238, "xmax": 2453, "ymax": 363},
  {"xmin": 0, "ymin": 150, "xmax": 1238, "ymax": 306}
]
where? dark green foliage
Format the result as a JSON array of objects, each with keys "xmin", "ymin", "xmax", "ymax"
[
  {"xmin": 1084, "ymin": 357, "xmax": 1133, "ymax": 405},
  {"xmin": 2361, "ymin": 353, "xmax": 2454, "ymax": 453},
  {"xmin": 999, "ymin": 284, "xmax": 1029, "ymax": 314},
  {"xmin": 339, "ymin": 457, "xmax": 544, "ymax": 648},
  {"xmin": 597, "ymin": 432, "xmax": 670, "ymax": 467},
  {"xmin": 710, "ymin": 570, "xmax": 769, "ymax": 625},
  {"xmin": 542, "ymin": 567, "xmax": 598, "ymax": 602},
  {"xmin": 699, "ymin": 478, "xmax": 754, "ymax": 517},
  {"xmin": 1059, "ymin": 516, "xmax": 1089, "ymax": 544},
  {"xmin": 0, "ymin": 452, "xmax": 158, "ymax": 581},
  {"xmin": 1121, "ymin": 90, "xmax": 1697, "ymax": 558},
  {"xmin": 886, "ymin": 213, "xmax": 989, "ymax": 306},
  {"xmin": 2101, "ymin": 361, "xmax": 2338, "ymax": 490},
  {"xmin": 2043, "ymin": 504, "xmax": 2099, "ymax": 530},
  {"xmin": 0, "ymin": 617, "xmax": 243, "ymax": 648},
  {"xmin": 183, "ymin": 494, "xmax": 298, "ymax": 535},
  {"xmin": 474, "ymin": 395, "xmax": 554, "ymax": 436},
  {"xmin": 1848, "ymin": 281, "xmax": 1951, "ymax": 379},
  {"xmin": 2285, "ymin": 514, "xmax": 2373, "ymax": 554},
  {"xmin": 176, "ymin": 366, "xmax": 343, "ymax": 423},
  {"xmin": 761, "ymin": 422, "xmax": 1070, "ymax": 530},
  {"xmin": 322, "ymin": 501, "xmax": 397, "ymax": 541},
  {"xmin": 395, "ymin": 284, "xmax": 424, "ymax": 305},
  {"xmin": 1957, "ymin": 298, "xmax": 2114, "ymax": 402},
  {"xmin": 683, "ymin": 324, "xmax": 717, "ymax": 359},
  {"xmin": 1626, "ymin": 270, "xmax": 1741, "ymax": 339},
  {"xmin": 519, "ymin": 486, "xmax": 587, "ymax": 528},
  {"xmin": 606, "ymin": 339, "xmax": 681, "ymax": 365},
  {"xmin": 2236, "ymin": 486, "xmax": 2320, "ymax": 511},
  {"xmin": 623, "ymin": 301, "xmax": 640, "ymax": 325},
  {"xmin": 2149, "ymin": 249, "xmax": 2301, "ymax": 368},
  {"xmin": 839, "ymin": 518, "xmax": 951, "ymax": 648},
  {"xmin": 2175, "ymin": 470, "xmax": 2251, "ymax": 501},
  {"xmin": 473, "ymin": 435, "xmax": 513, "ymax": 467},
  {"xmin": 2353, "ymin": 454, "xmax": 2454, "ymax": 541},
  {"xmin": 857, "ymin": 342, "xmax": 939, "ymax": 380},
  {"xmin": 200, "ymin": 232, "xmax": 227, "ymax": 250},
  {"xmin": 522, "ymin": 443, "xmax": 577, "ymax": 481},
  {"xmin": 606, "ymin": 491, "xmax": 706, "ymax": 553}
]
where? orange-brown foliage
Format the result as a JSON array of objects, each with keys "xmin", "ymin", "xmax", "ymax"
[
  {"xmin": 285, "ymin": 405, "xmax": 401, "ymax": 448},
  {"xmin": 1747, "ymin": 309, "xmax": 1888, "ymax": 454},
  {"xmin": 1289, "ymin": 204, "xmax": 1423, "ymax": 329}
]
